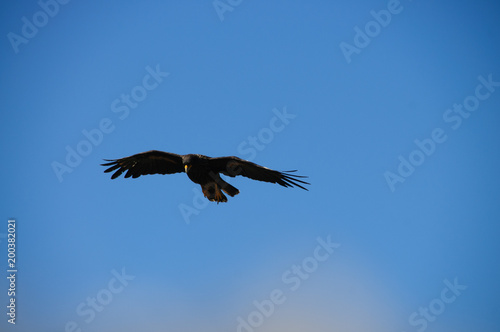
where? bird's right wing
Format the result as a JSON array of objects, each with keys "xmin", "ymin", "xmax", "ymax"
[
  {"xmin": 209, "ymin": 156, "xmax": 309, "ymax": 190},
  {"xmin": 101, "ymin": 150, "xmax": 184, "ymax": 179}
]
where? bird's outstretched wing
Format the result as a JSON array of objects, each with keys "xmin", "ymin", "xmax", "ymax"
[
  {"xmin": 101, "ymin": 150, "xmax": 184, "ymax": 179},
  {"xmin": 209, "ymin": 156, "xmax": 309, "ymax": 190}
]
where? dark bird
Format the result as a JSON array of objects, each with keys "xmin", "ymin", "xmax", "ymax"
[{"xmin": 101, "ymin": 150, "xmax": 309, "ymax": 203}]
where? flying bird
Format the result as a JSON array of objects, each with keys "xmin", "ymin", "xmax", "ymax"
[{"xmin": 101, "ymin": 150, "xmax": 309, "ymax": 203}]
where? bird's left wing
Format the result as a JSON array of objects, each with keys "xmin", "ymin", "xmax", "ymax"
[
  {"xmin": 101, "ymin": 150, "xmax": 184, "ymax": 179},
  {"xmin": 209, "ymin": 156, "xmax": 309, "ymax": 190}
]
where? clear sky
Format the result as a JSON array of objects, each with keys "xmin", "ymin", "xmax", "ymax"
[{"xmin": 1, "ymin": 0, "xmax": 500, "ymax": 331}]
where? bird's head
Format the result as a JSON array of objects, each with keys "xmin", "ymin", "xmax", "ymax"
[
  {"xmin": 182, "ymin": 154, "xmax": 207, "ymax": 173},
  {"xmin": 182, "ymin": 154, "xmax": 199, "ymax": 173}
]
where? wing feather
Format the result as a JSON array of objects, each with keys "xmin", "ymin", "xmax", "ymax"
[
  {"xmin": 209, "ymin": 157, "xmax": 309, "ymax": 190},
  {"xmin": 101, "ymin": 150, "xmax": 184, "ymax": 179}
]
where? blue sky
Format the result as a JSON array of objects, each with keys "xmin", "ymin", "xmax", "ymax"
[{"xmin": 1, "ymin": 0, "xmax": 500, "ymax": 331}]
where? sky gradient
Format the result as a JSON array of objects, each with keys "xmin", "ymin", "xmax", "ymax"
[{"xmin": 1, "ymin": 1, "xmax": 500, "ymax": 331}]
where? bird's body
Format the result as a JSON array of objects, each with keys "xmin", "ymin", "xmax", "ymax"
[
  {"xmin": 181, "ymin": 154, "xmax": 240, "ymax": 202},
  {"xmin": 102, "ymin": 150, "xmax": 309, "ymax": 203}
]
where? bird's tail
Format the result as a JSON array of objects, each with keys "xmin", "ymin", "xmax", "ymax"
[{"xmin": 220, "ymin": 180, "xmax": 239, "ymax": 197}]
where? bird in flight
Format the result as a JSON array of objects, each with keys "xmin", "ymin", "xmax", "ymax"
[{"xmin": 101, "ymin": 150, "xmax": 309, "ymax": 203}]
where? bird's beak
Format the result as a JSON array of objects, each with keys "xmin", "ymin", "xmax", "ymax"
[{"xmin": 184, "ymin": 165, "xmax": 191, "ymax": 173}]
